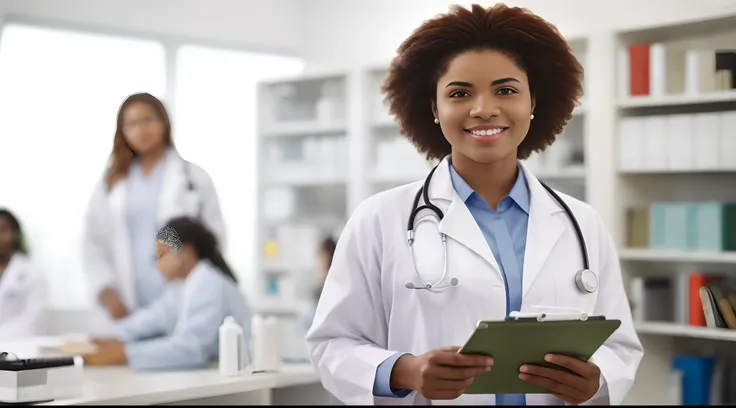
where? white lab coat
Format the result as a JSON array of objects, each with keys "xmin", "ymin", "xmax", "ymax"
[
  {"xmin": 107, "ymin": 259, "xmax": 252, "ymax": 371},
  {"xmin": 0, "ymin": 253, "xmax": 47, "ymax": 340},
  {"xmin": 306, "ymin": 157, "xmax": 644, "ymax": 405},
  {"xmin": 81, "ymin": 149, "xmax": 226, "ymax": 333}
]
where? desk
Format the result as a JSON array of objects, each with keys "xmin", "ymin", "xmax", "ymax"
[
  {"xmin": 0, "ymin": 337, "xmax": 329, "ymax": 406},
  {"xmin": 42, "ymin": 364, "xmax": 330, "ymax": 406}
]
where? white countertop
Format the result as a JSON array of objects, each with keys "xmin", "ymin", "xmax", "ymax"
[
  {"xmin": 0, "ymin": 335, "xmax": 321, "ymax": 405},
  {"xmin": 42, "ymin": 364, "xmax": 319, "ymax": 406}
]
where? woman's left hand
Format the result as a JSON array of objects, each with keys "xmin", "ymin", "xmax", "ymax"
[
  {"xmin": 83, "ymin": 338, "xmax": 127, "ymax": 366},
  {"xmin": 518, "ymin": 354, "xmax": 600, "ymax": 404}
]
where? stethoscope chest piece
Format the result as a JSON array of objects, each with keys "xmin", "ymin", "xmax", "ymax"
[{"xmin": 575, "ymin": 269, "xmax": 598, "ymax": 294}]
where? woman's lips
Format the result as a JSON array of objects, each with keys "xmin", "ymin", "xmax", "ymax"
[{"xmin": 464, "ymin": 127, "xmax": 508, "ymax": 143}]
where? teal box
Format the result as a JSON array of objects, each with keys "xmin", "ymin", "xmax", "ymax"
[
  {"xmin": 665, "ymin": 203, "xmax": 690, "ymax": 250},
  {"xmin": 650, "ymin": 203, "xmax": 692, "ymax": 251},
  {"xmin": 690, "ymin": 202, "xmax": 736, "ymax": 251},
  {"xmin": 649, "ymin": 203, "xmax": 667, "ymax": 250}
]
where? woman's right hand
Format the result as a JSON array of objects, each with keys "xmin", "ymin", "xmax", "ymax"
[
  {"xmin": 99, "ymin": 288, "xmax": 128, "ymax": 320},
  {"xmin": 390, "ymin": 346, "xmax": 493, "ymax": 400}
]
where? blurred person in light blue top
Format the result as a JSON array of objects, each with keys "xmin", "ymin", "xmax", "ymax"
[
  {"xmin": 82, "ymin": 93, "xmax": 226, "ymax": 334},
  {"xmin": 81, "ymin": 217, "xmax": 251, "ymax": 371}
]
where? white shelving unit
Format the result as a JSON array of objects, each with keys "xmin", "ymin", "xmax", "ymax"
[
  {"xmin": 254, "ymin": 71, "xmax": 354, "ymax": 360},
  {"xmin": 607, "ymin": 14, "xmax": 736, "ymax": 405},
  {"xmin": 255, "ymin": 14, "xmax": 736, "ymax": 402},
  {"xmin": 524, "ymin": 37, "xmax": 590, "ymax": 202},
  {"xmin": 363, "ymin": 65, "xmax": 435, "ymax": 194}
]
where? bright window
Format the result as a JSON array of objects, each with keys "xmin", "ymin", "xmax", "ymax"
[
  {"xmin": 173, "ymin": 46, "xmax": 304, "ymax": 297},
  {"xmin": 0, "ymin": 24, "xmax": 166, "ymax": 309}
]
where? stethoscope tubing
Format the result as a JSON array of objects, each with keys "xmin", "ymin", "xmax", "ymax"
[{"xmin": 406, "ymin": 162, "xmax": 593, "ymax": 291}]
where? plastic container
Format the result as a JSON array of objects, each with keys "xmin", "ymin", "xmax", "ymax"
[
  {"xmin": 219, "ymin": 316, "xmax": 247, "ymax": 376},
  {"xmin": 252, "ymin": 315, "xmax": 281, "ymax": 372}
]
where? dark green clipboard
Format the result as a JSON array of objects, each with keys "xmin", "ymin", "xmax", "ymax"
[{"xmin": 458, "ymin": 317, "xmax": 621, "ymax": 394}]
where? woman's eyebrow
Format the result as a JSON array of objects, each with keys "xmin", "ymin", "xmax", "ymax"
[
  {"xmin": 445, "ymin": 77, "xmax": 520, "ymax": 88},
  {"xmin": 491, "ymin": 77, "xmax": 520, "ymax": 86},
  {"xmin": 445, "ymin": 81, "xmax": 472, "ymax": 88}
]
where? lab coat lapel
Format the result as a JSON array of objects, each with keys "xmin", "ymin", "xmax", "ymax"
[
  {"xmin": 108, "ymin": 179, "xmax": 136, "ymax": 309},
  {"xmin": 158, "ymin": 149, "xmax": 187, "ymax": 225},
  {"xmin": 428, "ymin": 157, "xmax": 501, "ymax": 274},
  {"xmin": 520, "ymin": 163, "xmax": 567, "ymax": 300}
]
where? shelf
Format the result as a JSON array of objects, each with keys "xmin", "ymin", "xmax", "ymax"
[
  {"xmin": 369, "ymin": 167, "xmax": 428, "ymax": 184},
  {"xmin": 536, "ymin": 167, "xmax": 587, "ymax": 182},
  {"xmin": 251, "ymin": 298, "xmax": 299, "ymax": 316},
  {"xmin": 619, "ymin": 248, "xmax": 736, "ymax": 264},
  {"xmin": 259, "ymin": 70, "xmax": 347, "ymax": 86},
  {"xmin": 635, "ymin": 321, "xmax": 736, "ymax": 342},
  {"xmin": 260, "ymin": 260, "xmax": 296, "ymax": 274},
  {"xmin": 619, "ymin": 168, "xmax": 736, "ymax": 175},
  {"xmin": 617, "ymin": 90, "xmax": 736, "ymax": 108},
  {"xmin": 263, "ymin": 173, "xmax": 347, "ymax": 186},
  {"xmin": 261, "ymin": 120, "xmax": 346, "ymax": 137}
]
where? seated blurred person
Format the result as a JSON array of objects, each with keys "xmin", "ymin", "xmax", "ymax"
[
  {"xmin": 80, "ymin": 217, "xmax": 251, "ymax": 371},
  {"xmin": 0, "ymin": 208, "xmax": 47, "ymax": 340},
  {"xmin": 299, "ymin": 236, "xmax": 336, "ymax": 332}
]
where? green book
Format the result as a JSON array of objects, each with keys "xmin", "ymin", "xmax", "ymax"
[{"xmin": 458, "ymin": 318, "xmax": 621, "ymax": 394}]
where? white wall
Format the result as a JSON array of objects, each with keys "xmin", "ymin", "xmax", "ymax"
[
  {"xmin": 0, "ymin": 0, "xmax": 304, "ymax": 53},
  {"xmin": 300, "ymin": 0, "xmax": 736, "ymax": 70}
]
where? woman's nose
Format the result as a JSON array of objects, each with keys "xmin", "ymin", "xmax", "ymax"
[{"xmin": 469, "ymin": 95, "xmax": 501, "ymax": 119}]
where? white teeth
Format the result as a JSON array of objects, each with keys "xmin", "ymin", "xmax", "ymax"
[{"xmin": 469, "ymin": 128, "xmax": 504, "ymax": 136}]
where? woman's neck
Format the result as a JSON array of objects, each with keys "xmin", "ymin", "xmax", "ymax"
[
  {"xmin": 0, "ymin": 251, "xmax": 12, "ymax": 272},
  {"xmin": 180, "ymin": 257, "xmax": 199, "ymax": 279},
  {"xmin": 138, "ymin": 147, "xmax": 166, "ymax": 175},
  {"xmin": 451, "ymin": 152, "xmax": 519, "ymax": 210}
]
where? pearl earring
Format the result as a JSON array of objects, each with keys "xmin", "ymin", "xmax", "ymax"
[
  {"xmin": 434, "ymin": 118, "xmax": 439, "ymax": 124},
  {"xmin": 530, "ymin": 114, "xmax": 535, "ymax": 120}
]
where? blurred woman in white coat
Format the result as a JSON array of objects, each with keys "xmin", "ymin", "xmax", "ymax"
[
  {"xmin": 0, "ymin": 209, "xmax": 47, "ymax": 339},
  {"xmin": 82, "ymin": 93, "xmax": 226, "ymax": 333},
  {"xmin": 81, "ymin": 217, "xmax": 251, "ymax": 371}
]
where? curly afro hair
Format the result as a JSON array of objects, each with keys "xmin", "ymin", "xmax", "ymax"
[{"xmin": 381, "ymin": 3, "xmax": 583, "ymax": 160}]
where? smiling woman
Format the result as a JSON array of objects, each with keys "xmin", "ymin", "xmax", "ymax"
[{"xmin": 305, "ymin": 3, "xmax": 642, "ymax": 406}]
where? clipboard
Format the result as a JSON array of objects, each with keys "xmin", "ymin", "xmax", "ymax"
[{"xmin": 457, "ymin": 313, "xmax": 621, "ymax": 395}]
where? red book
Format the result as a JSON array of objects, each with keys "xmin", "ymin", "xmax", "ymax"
[
  {"xmin": 689, "ymin": 273, "xmax": 723, "ymax": 326},
  {"xmin": 629, "ymin": 44, "xmax": 651, "ymax": 96}
]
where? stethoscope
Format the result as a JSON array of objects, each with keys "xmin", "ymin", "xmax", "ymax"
[
  {"xmin": 405, "ymin": 164, "xmax": 598, "ymax": 294},
  {"xmin": 182, "ymin": 161, "xmax": 203, "ymax": 219}
]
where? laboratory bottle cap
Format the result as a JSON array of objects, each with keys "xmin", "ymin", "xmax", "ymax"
[{"xmin": 223, "ymin": 316, "xmax": 236, "ymax": 324}]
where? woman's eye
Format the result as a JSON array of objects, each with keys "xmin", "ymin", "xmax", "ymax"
[
  {"xmin": 497, "ymin": 87, "xmax": 518, "ymax": 95},
  {"xmin": 449, "ymin": 90, "xmax": 470, "ymax": 98}
]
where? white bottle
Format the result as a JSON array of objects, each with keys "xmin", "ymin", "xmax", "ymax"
[
  {"xmin": 252, "ymin": 315, "xmax": 281, "ymax": 372},
  {"xmin": 219, "ymin": 316, "xmax": 247, "ymax": 376}
]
